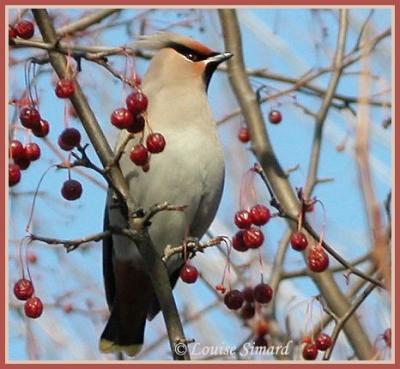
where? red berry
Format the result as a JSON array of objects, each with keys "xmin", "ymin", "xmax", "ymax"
[
  {"xmin": 9, "ymin": 163, "xmax": 21, "ymax": 186},
  {"xmin": 32, "ymin": 119, "xmax": 50, "ymax": 137},
  {"xmin": 240, "ymin": 302, "xmax": 255, "ymax": 320},
  {"xmin": 234, "ymin": 209, "xmax": 253, "ymax": 229},
  {"xmin": 254, "ymin": 335, "xmax": 268, "ymax": 348},
  {"xmin": 256, "ymin": 320, "xmax": 269, "ymax": 336},
  {"xmin": 14, "ymin": 158, "xmax": 30, "ymax": 170},
  {"xmin": 254, "ymin": 283, "xmax": 273, "ymax": 304},
  {"xmin": 24, "ymin": 296, "xmax": 43, "ymax": 319},
  {"xmin": 215, "ymin": 284, "xmax": 226, "ymax": 294},
  {"xmin": 268, "ymin": 110, "xmax": 282, "ymax": 124},
  {"xmin": 308, "ymin": 246, "xmax": 329, "ymax": 272},
  {"xmin": 290, "ymin": 231, "xmax": 308, "ymax": 251},
  {"xmin": 250, "ymin": 204, "xmax": 271, "ymax": 226},
  {"xmin": 302, "ymin": 336, "xmax": 313, "ymax": 344},
  {"xmin": 383, "ymin": 328, "xmax": 391, "ymax": 348},
  {"xmin": 61, "ymin": 179, "xmax": 82, "ymax": 201},
  {"xmin": 238, "ymin": 127, "xmax": 250, "ymax": 143},
  {"xmin": 242, "ymin": 286, "xmax": 254, "ymax": 302},
  {"xmin": 180, "ymin": 262, "xmax": 198, "ymax": 284},
  {"xmin": 13, "ymin": 278, "xmax": 34, "ymax": 300},
  {"xmin": 55, "ymin": 79, "xmax": 75, "ymax": 98},
  {"xmin": 146, "ymin": 133, "xmax": 166, "ymax": 154},
  {"xmin": 58, "ymin": 136, "xmax": 74, "ymax": 151},
  {"xmin": 126, "ymin": 90, "xmax": 148, "ymax": 114},
  {"xmin": 315, "ymin": 333, "xmax": 332, "ymax": 351},
  {"xmin": 9, "ymin": 25, "xmax": 17, "ymax": 45},
  {"xmin": 224, "ymin": 290, "xmax": 244, "ymax": 310},
  {"xmin": 24, "ymin": 143, "xmax": 41, "ymax": 161},
  {"xmin": 243, "ymin": 227, "xmax": 264, "ymax": 249},
  {"xmin": 9, "ymin": 140, "xmax": 25, "ymax": 160},
  {"xmin": 19, "ymin": 107, "xmax": 41, "ymax": 129},
  {"xmin": 302, "ymin": 343, "xmax": 318, "ymax": 360},
  {"xmin": 59, "ymin": 128, "xmax": 81, "ymax": 148},
  {"xmin": 232, "ymin": 230, "xmax": 248, "ymax": 252},
  {"xmin": 127, "ymin": 115, "xmax": 145, "ymax": 134},
  {"xmin": 130, "ymin": 144, "xmax": 149, "ymax": 166},
  {"xmin": 15, "ymin": 20, "xmax": 34, "ymax": 39},
  {"xmin": 27, "ymin": 252, "xmax": 38, "ymax": 264},
  {"xmin": 63, "ymin": 303, "xmax": 74, "ymax": 314},
  {"xmin": 110, "ymin": 108, "xmax": 134, "ymax": 129}
]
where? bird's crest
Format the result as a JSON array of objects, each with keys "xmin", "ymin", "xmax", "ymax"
[{"xmin": 134, "ymin": 32, "xmax": 214, "ymax": 56}]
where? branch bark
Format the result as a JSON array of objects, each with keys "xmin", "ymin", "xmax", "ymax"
[
  {"xmin": 304, "ymin": 10, "xmax": 348, "ymax": 196},
  {"xmin": 218, "ymin": 8, "xmax": 373, "ymax": 360},
  {"xmin": 354, "ymin": 24, "xmax": 390, "ymax": 291},
  {"xmin": 32, "ymin": 8, "xmax": 189, "ymax": 360}
]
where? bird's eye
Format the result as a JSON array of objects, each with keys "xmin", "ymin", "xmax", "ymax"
[{"xmin": 185, "ymin": 52, "xmax": 198, "ymax": 62}]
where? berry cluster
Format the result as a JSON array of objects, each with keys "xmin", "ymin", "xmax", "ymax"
[
  {"xmin": 302, "ymin": 333, "xmax": 332, "ymax": 360},
  {"xmin": 9, "ymin": 139, "xmax": 41, "ymax": 187},
  {"xmin": 110, "ymin": 89, "xmax": 148, "ymax": 132},
  {"xmin": 110, "ymin": 85, "xmax": 166, "ymax": 171},
  {"xmin": 289, "ymin": 189, "xmax": 329, "ymax": 273},
  {"xmin": 9, "ymin": 20, "xmax": 34, "ymax": 44},
  {"xmin": 232, "ymin": 204, "xmax": 271, "ymax": 252},
  {"xmin": 290, "ymin": 231, "xmax": 329, "ymax": 273},
  {"xmin": 13, "ymin": 278, "xmax": 43, "ymax": 319},
  {"xmin": 9, "ymin": 105, "xmax": 50, "ymax": 187},
  {"xmin": 237, "ymin": 109, "xmax": 283, "ymax": 143},
  {"xmin": 130, "ymin": 132, "xmax": 166, "ymax": 169},
  {"xmin": 224, "ymin": 283, "xmax": 273, "ymax": 311},
  {"xmin": 57, "ymin": 127, "xmax": 83, "ymax": 201}
]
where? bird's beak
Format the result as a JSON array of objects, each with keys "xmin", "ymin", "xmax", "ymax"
[{"xmin": 206, "ymin": 52, "xmax": 233, "ymax": 65}]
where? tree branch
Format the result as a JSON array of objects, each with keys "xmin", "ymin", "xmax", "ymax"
[
  {"xmin": 32, "ymin": 8, "xmax": 190, "ymax": 360},
  {"xmin": 56, "ymin": 9, "xmax": 121, "ymax": 37},
  {"xmin": 304, "ymin": 9, "xmax": 348, "ymax": 196},
  {"xmin": 354, "ymin": 24, "xmax": 390, "ymax": 291},
  {"xmin": 218, "ymin": 8, "xmax": 373, "ymax": 360},
  {"xmin": 323, "ymin": 281, "xmax": 377, "ymax": 360},
  {"xmin": 29, "ymin": 230, "xmax": 111, "ymax": 252}
]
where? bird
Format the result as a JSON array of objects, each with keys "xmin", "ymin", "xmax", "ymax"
[{"xmin": 100, "ymin": 32, "xmax": 232, "ymax": 357}]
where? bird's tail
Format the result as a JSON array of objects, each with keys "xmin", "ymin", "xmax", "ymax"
[
  {"xmin": 99, "ymin": 300, "xmax": 146, "ymax": 357},
  {"xmin": 100, "ymin": 257, "xmax": 153, "ymax": 357}
]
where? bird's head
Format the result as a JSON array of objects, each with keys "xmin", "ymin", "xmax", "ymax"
[{"xmin": 134, "ymin": 32, "xmax": 233, "ymax": 91}]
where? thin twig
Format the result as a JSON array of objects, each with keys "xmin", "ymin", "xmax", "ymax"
[
  {"xmin": 162, "ymin": 237, "xmax": 223, "ymax": 262},
  {"xmin": 33, "ymin": 9, "xmax": 190, "ymax": 360},
  {"xmin": 29, "ymin": 230, "xmax": 111, "ymax": 252},
  {"xmin": 323, "ymin": 282, "xmax": 377, "ymax": 360},
  {"xmin": 218, "ymin": 9, "xmax": 374, "ymax": 359},
  {"xmin": 304, "ymin": 9, "xmax": 348, "ymax": 196}
]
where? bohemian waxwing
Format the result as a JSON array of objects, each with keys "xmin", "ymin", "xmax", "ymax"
[{"xmin": 100, "ymin": 32, "xmax": 232, "ymax": 356}]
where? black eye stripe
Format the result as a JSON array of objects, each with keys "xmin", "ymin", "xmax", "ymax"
[{"xmin": 167, "ymin": 42, "xmax": 217, "ymax": 62}]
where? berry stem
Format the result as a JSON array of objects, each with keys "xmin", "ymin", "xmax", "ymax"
[
  {"xmin": 25, "ymin": 165, "xmax": 57, "ymax": 233},
  {"xmin": 64, "ymin": 100, "xmax": 69, "ymax": 129},
  {"xmin": 315, "ymin": 199, "xmax": 327, "ymax": 245}
]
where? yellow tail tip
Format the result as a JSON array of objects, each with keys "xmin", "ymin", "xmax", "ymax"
[{"xmin": 99, "ymin": 339, "xmax": 142, "ymax": 357}]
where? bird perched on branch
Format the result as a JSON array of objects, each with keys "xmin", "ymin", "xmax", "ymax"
[{"xmin": 100, "ymin": 33, "xmax": 232, "ymax": 356}]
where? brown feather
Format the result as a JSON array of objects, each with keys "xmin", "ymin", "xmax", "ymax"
[{"xmin": 134, "ymin": 32, "xmax": 214, "ymax": 56}]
